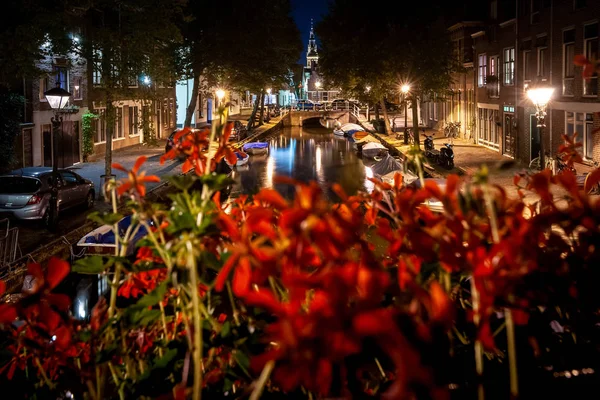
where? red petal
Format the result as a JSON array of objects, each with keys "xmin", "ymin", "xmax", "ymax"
[
  {"xmin": 0, "ymin": 304, "xmax": 17, "ymax": 324},
  {"xmin": 233, "ymin": 257, "xmax": 251, "ymax": 297},
  {"xmin": 0, "ymin": 280, "xmax": 6, "ymax": 296},
  {"xmin": 132, "ymin": 156, "xmax": 148, "ymax": 174},
  {"xmin": 429, "ymin": 281, "xmax": 453, "ymax": 327},
  {"xmin": 182, "ymin": 159, "xmax": 193, "ymax": 174},
  {"xmin": 217, "ymin": 213, "xmax": 240, "ymax": 240},
  {"xmin": 46, "ymin": 257, "xmax": 70, "ymax": 290},
  {"xmin": 254, "ymin": 189, "xmax": 288, "ymax": 210},
  {"xmin": 116, "ymin": 181, "xmax": 133, "ymax": 196},
  {"xmin": 112, "ymin": 163, "xmax": 127, "ymax": 172},
  {"xmin": 53, "ymin": 325, "xmax": 72, "ymax": 350},
  {"xmin": 242, "ymin": 289, "xmax": 283, "ymax": 314},
  {"xmin": 46, "ymin": 293, "xmax": 72, "ymax": 311},
  {"xmin": 215, "ymin": 253, "xmax": 240, "ymax": 292},
  {"xmin": 584, "ymin": 168, "xmax": 600, "ymax": 194},
  {"xmin": 353, "ymin": 309, "xmax": 395, "ymax": 336},
  {"xmin": 574, "ymin": 54, "xmax": 589, "ymax": 66},
  {"xmin": 142, "ymin": 175, "xmax": 161, "ymax": 183},
  {"xmin": 315, "ymin": 358, "xmax": 332, "ymax": 395}
]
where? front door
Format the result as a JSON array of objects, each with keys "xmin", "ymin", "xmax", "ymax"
[
  {"xmin": 530, "ymin": 114, "xmax": 541, "ymax": 162},
  {"xmin": 42, "ymin": 124, "xmax": 52, "ymax": 167},
  {"xmin": 207, "ymin": 99, "xmax": 213, "ymax": 123},
  {"xmin": 503, "ymin": 113, "xmax": 515, "ymax": 157}
]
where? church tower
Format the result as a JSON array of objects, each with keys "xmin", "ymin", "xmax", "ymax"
[{"xmin": 306, "ymin": 19, "xmax": 318, "ymax": 69}]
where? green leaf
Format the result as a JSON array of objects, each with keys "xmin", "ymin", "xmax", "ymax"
[
  {"xmin": 199, "ymin": 174, "xmax": 234, "ymax": 191},
  {"xmin": 168, "ymin": 174, "xmax": 197, "ymax": 191},
  {"xmin": 132, "ymin": 280, "xmax": 169, "ymax": 309},
  {"xmin": 154, "ymin": 348, "xmax": 178, "ymax": 369},
  {"xmin": 128, "ymin": 308, "xmax": 162, "ymax": 326},
  {"xmin": 95, "ymin": 343, "xmax": 119, "ymax": 364},
  {"xmin": 220, "ymin": 321, "xmax": 231, "ymax": 338},
  {"xmin": 73, "ymin": 256, "xmax": 107, "ymax": 274},
  {"xmin": 233, "ymin": 350, "xmax": 252, "ymax": 378}
]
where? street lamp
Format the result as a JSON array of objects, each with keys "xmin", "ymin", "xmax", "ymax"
[
  {"xmin": 315, "ymin": 81, "xmax": 321, "ymax": 103},
  {"xmin": 215, "ymin": 88, "xmax": 225, "ymax": 107},
  {"xmin": 44, "ymin": 85, "xmax": 71, "ymax": 230},
  {"xmin": 401, "ymin": 84, "xmax": 411, "ymax": 144},
  {"xmin": 527, "ymin": 84, "xmax": 554, "ymax": 170}
]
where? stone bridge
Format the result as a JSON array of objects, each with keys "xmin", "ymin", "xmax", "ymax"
[{"xmin": 282, "ymin": 110, "xmax": 357, "ymax": 127}]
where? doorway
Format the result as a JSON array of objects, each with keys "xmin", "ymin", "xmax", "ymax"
[
  {"xmin": 530, "ymin": 114, "xmax": 541, "ymax": 162},
  {"xmin": 42, "ymin": 124, "xmax": 52, "ymax": 167},
  {"xmin": 207, "ymin": 99, "xmax": 213, "ymax": 123},
  {"xmin": 503, "ymin": 113, "xmax": 515, "ymax": 157}
]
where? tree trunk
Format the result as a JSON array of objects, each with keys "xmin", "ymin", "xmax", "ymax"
[
  {"xmin": 411, "ymin": 95, "xmax": 420, "ymax": 148},
  {"xmin": 258, "ymin": 90, "xmax": 266, "ymax": 126},
  {"xmin": 379, "ymin": 97, "xmax": 392, "ymax": 136},
  {"xmin": 247, "ymin": 92, "xmax": 261, "ymax": 130},
  {"xmin": 184, "ymin": 74, "xmax": 200, "ymax": 128}
]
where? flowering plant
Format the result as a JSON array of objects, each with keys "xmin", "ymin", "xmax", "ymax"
[{"xmin": 1, "ymin": 95, "xmax": 600, "ymax": 400}]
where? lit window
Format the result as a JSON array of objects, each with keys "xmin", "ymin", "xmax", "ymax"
[
  {"xmin": 93, "ymin": 49, "xmax": 102, "ymax": 86},
  {"xmin": 478, "ymin": 54, "xmax": 487, "ymax": 87},
  {"xmin": 72, "ymin": 76, "xmax": 82, "ymax": 100},
  {"xmin": 55, "ymin": 67, "xmax": 69, "ymax": 91},
  {"xmin": 503, "ymin": 48, "xmax": 515, "ymax": 85}
]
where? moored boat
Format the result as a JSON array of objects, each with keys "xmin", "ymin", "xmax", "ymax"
[
  {"xmin": 242, "ymin": 142, "xmax": 269, "ymax": 155},
  {"xmin": 361, "ymin": 142, "xmax": 389, "ymax": 159},
  {"xmin": 226, "ymin": 152, "xmax": 250, "ymax": 167}
]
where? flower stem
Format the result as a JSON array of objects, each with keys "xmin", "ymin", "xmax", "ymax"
[
  {"xmin": 226, "ymin": 281, "xmax": 240, "ymax": 326},
  {"xmin": 35, "ymin": 357, "xmax": 54, "ymax": 389},
  {"xmin": 470, "ymin": 278, "xmax": 485, "ymax": 400},
  {"xmin": 505, "ymin": 308, "xmax": 519, "ymax": 398},
  {"xmin": 187, "ymin": 242, "xmax": 203, "ymax": 400},
  {"xmin": 249, "ymin": 360, "xmax": 275, "ymax": 400}
]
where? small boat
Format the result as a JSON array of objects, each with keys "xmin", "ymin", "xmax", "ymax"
[
  {"xmin": 333, "ymin": 128, "xmax": 346, "ymax": 136},
  {"xmin": 226, "ymin": 152, "xmax": 249, "ymax": 167},
  {"xmin": 340, "ymin": 123, "xmax": 363, "ymax": 132},
  {"xmin": 353, "ymin": 131, "xmax": 369, "ymax": 140},
  {"xmin": 362, "ymin": 142, "xmax": 389, "ymax": 159},
  {"xmin": 243, "ymin": 142, "xmax": 269, "ymax": 155},
  {"xmin": 77, "ymin": 215, "xmax": 150, "ymax": 256}
]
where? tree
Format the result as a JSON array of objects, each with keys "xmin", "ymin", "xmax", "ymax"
[
  {"xmin": 317, "ymin": 1, "xmax": 458, "ymax": 144},
  {"xmin": 69, "ymin": 0, "xmax": 183, "ymax": 180},
  {"xmin": 0, "ymin": 93, "xmax": 24, "ymax": 172}
]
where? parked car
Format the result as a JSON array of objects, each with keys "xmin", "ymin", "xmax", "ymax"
[
  {"xmin": 330, "ymin": 99, "xmax": 360, "ymax": 110},
  {"xmin": 0, "ymin": 167, "xmax": 95, "ymax": 226},
  {"xmin": 296, "ymin": 99, "xmax": 320, "ymax": 110}
]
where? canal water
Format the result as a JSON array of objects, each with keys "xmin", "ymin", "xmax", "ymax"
[{"xmin": 230, "ymin": 125, "xmax": 375, "ymax": 200}]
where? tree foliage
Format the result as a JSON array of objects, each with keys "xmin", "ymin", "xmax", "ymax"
[
  {"xmin": 0, "ymin": 93, "xmax": 23, "ymax": 172},
  {"xmin": 317, "ymin": 0, "xmax": 458, "ymax": 139}
]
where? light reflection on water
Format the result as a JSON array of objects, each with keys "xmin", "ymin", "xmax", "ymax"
[{"xmin": 229, "ymin": 125, "xmax": 371, "ymax": 200}]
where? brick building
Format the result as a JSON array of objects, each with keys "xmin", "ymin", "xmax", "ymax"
[
  {"xmin": 18, "ymin": 38, "xmax": 176, "ymax": 169},
  {"xmin": 423, "ymin": 0, "xmax": 599, "ymax": 167}
]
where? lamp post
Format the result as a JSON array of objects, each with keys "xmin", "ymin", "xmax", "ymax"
[
  {"xmin": 315, "ymin": 81, "xmax": 321, "ymax": 104},
  {"xmin": 401, "ymin": 84, "xmax": 411, "ymax": 144},
  {"xmin": 527, "ymin": 84, "xmax": 554, "ymax": 170},
  {"xmin": 43, "ymin": 85, "xmax": 71, "ymax": 230}
]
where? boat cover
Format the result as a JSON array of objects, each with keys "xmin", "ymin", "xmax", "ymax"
[
  {"xmin": 370, "ymin": 154, "xmax": 403, "ymax": 177},
  {"xmin": 243, "ymin": 142, "xmax": 269, "ymax": 150},
  {"xmin": 83, "ymin": 215, "xmax": 149, "ymax": 245},
  {"xmin": 362, "ymin": 142, "xmax": 386, "ymax": 151},
  {"xmin": 340, "ymin": 123, "xmax": 363, "ymax": 132}
]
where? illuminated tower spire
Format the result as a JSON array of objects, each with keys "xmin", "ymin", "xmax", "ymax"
[{"xmin": 307, "ymin": 18, "xmax": 318, "ymax": 68}]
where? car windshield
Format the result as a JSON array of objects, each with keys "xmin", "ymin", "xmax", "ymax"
[{"xmin": 0, "ymin": 177, "xmax": 41, "ymax": 194}]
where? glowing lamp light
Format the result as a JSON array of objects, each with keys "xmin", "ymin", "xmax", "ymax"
[
  {"xmin": 44, "ymin": 86, "xmax": 71, "ymax": 110},
  {"xmin": 216, "ymin": 89, "xmax": 226, "ymax": 101},
  {"xmin": 315, "ymin": 81, "xmax": 322, "ymax": 89},
  {"xmin": 527, "ymin": 87, "xmax": 554, "ymax": 109},
  {"xmin": 142, "ymin": 75, "xmax": 151, "ymax": 85},
  {"xmin": 365, "ymin": 86, "xmax": 371, "ymax": 93},
  {"xmin": 266, "ymin": 88, "xmax": 272, "ymax": 95},
  {"xmin": 401, "ymin": 84, "xmax": 411, "ymax": 94}
]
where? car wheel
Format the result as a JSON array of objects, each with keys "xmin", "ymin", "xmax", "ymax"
[{"xmin": 86, "ymin": 191, "xmax": 95, "ymax": 209}]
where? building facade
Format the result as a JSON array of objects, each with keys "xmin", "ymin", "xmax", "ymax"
[
  {"xmin": 17, "ymin": 38, "xmax": 177, "ymax": 169},
  {"xmin": 471, "ymin": 0, "xmax": 600, "ymax": 165}
]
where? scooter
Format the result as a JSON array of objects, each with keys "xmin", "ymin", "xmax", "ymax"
[
  {"xmin": 438, "ymin": 143, "xmax": 454, "ymax": 169},
  {"xmin": 424, "ymin": 134, "xmax": 439, "ymax": 161}
]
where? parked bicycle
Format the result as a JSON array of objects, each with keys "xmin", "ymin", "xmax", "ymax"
[{"xmin": 443, "ymin": 121, "xmax": 461, "ymax": 144}]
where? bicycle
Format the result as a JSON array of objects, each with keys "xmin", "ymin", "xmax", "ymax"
[
  {"xmin": 528, "ymin": 152, "xmax": 553, "ymax": 172},
  {"xmin": 443, "ymin": 121, "xmax": 461, "ymax": 144}
]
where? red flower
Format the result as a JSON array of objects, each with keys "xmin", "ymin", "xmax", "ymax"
[
  {"xmin": 160, "ymin": 127, "xmax": 213, "ymax": 175},
  {"xmin": 113, "ymin": 156, "xmax": 160, "ymax": 197}
]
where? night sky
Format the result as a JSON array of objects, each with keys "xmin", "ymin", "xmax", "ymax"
[{"xmin": 291, "ymin": 0, "xmax": 328, "ymax": 63}]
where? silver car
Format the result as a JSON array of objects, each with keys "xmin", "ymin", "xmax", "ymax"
[{"xmin": 0, "ymin": 167, "xmax": 95, "ymax": 226}]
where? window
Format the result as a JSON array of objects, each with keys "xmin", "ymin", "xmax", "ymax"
[
  {"xmin": 487, "ymin": 56, "xmax": 500, "ymax": 97},
  {"xmin": 565, "ymin": 112, "xmax": 585, "ymax": 156},
  {"xmin": 72, "ymin": 76, "xmax": 82, "ymax": 100},
  {"xmin": 537, "ymin": 47, "xmax": 548, "ymax": 78},
  {"xmin": 524, "ymin": 51, "xmax": 532, "ymax": 81},
  {"xmin": 477, "ymin": 108, "xmax": 499, "ymax": 149},
  {"xmin": 478, "ymin": 54, "xmax": 487, "ymax": 87},
  {"xmin": 127, "ymin": 67, "xmax": 138, "ymax": 87},
  {"xmin": 55, "ymin": 67, "xmax": 68, "ymax": 90},
  {"xmin": 39, "ymin": 75, "xmax": 49, "ymax": 100},
  {"xmin": 60, "ymin": 171, "xmax": 79, "ymax": 184},
  {"xmin": 114, "ymin": 107, "xmax": 124, "ymax": 139},
  {"xmin": 563, "ymin": 29, "xmax": 576, "ymax": 96},
  {"xmin": 503, "ymin": 48, "xmax": 515, "ymax": 85},
  {"xmin": 584, "ymin": 23, "xmax": 598, "ymax": 96},
  {"xmin": 129, "ymin": 106, "xmax": 139, "ymax": 136},
  {"xmin": 575, "ymin": 0, "xmax": 586, "ymax": 9},
  {"xmin": 93, "ymin": 49, "xmax": 102, "ymax": 86},
  {"xmin": 95, "ymin": 109, "xmax": 106, "ymax": 143}
]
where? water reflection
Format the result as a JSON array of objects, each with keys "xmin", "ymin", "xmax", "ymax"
[{"xmin": 230, "ymin": 125, "xmax": 370, "ymax": 200}]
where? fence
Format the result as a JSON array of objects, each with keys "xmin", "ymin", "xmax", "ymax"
[{"xmin": 0, "ymin": 219, "xmax": 20, "ymax": 270}]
